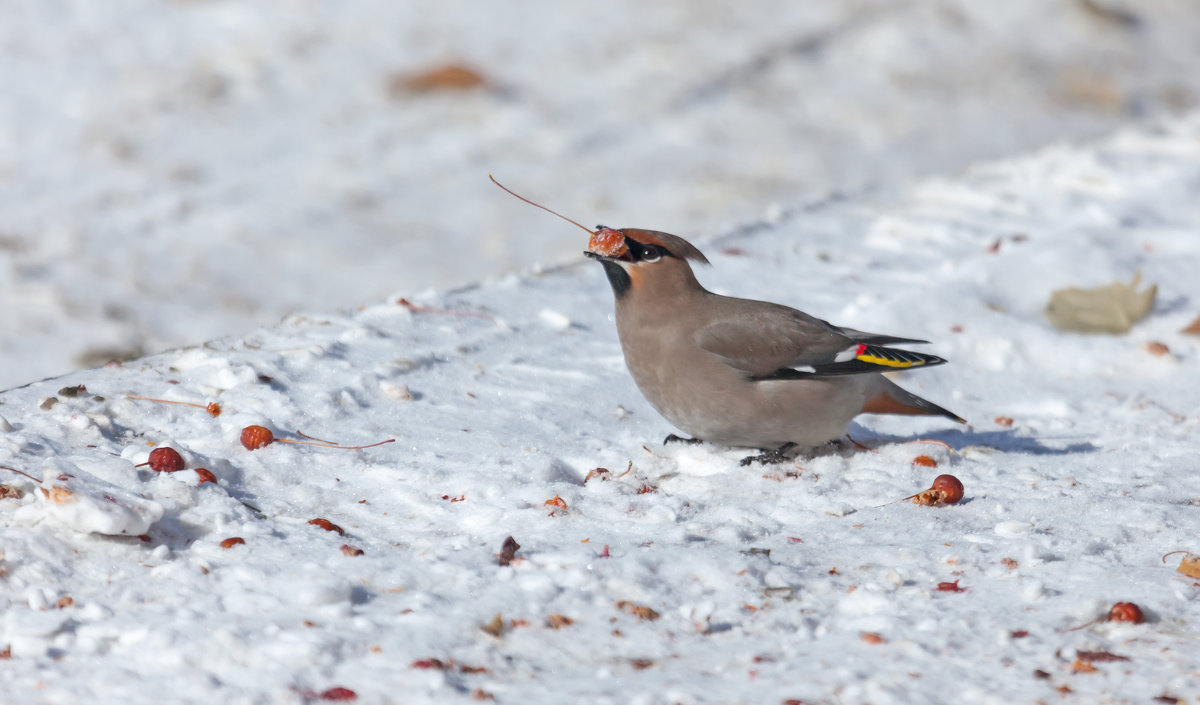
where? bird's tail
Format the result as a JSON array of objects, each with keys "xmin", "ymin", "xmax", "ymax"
[{"xmin": 861, "ymin": 377, "xmax": 966, "ymax": 424}]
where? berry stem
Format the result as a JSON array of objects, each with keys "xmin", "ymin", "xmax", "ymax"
[
  {"xmin": 295, "ymin": 430, "xmax": 338, "ymax": 445},
  {"xmin": 1, "ymin": 465, "xmax": 43, "ymax": 483},
  {"xmin": 127, "ymin": 394, "xmax": 221, "ymax": 417},
  {"xmin": 488, "ymin": 174, "xmax": 595, "ymax": 235},
  {"xmin": 396, "ymin": 298, "xmax": 493, "ymax": 321},
  {"xmin": 276, "ymin": 437, "xmax": 396, "ymax": 450}
]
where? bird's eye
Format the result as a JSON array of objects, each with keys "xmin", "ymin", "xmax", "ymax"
[{"xmin": 640, "ymin": 245, "xmax": 661, "ymax": 262}]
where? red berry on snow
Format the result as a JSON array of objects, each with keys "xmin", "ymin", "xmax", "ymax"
[
  {"xmin": 241, "ymin": 425, "xmax": 275, "ymax": 450},
  {"xmin": 1108, "ymin": 602, "xmax": 1144, "ymax": 624},
  {"xmin": 930, "ymin": 474, "xmax": 964, "ymax": 504},
  {"xmin": 908, "ymin": 474, "xmax": 965, "ymax": 506},
  {"xmin": 194, "ymin": 468, "xmax": 218, "ymax": 484},
  {"xmin": 147, "ymin": 447, "xmax": 185, "ymax": 473}
]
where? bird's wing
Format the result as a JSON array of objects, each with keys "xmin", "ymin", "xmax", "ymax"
[
  {"xmin": 695, "ymin": 301, "xmax": 946, "ymax": 379},
  {"xmin": 833, "ymin": 326, "xmax": 929, "ymax": 346}
]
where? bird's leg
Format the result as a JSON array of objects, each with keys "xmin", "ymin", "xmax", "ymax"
[
  {"xmin": 663, "ymin": 434, "xmax": 704, "ymax": 446},
  {"xmin": 738, "ymin": 442, "xmax": 799, "ymax": 467}
]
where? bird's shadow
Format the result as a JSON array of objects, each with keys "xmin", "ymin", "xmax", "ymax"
[{"xmin": 848, "ymin": 424, "xmax": 1098, "ymax": 456}]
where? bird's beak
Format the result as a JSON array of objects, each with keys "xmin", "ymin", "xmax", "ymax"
[{"xmin": 584, "ymin": 250, "xmax": 632, "ymax": 263}]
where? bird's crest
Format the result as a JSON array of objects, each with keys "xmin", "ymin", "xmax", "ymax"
[{"xmin": 621, "ymin": 229, "xmax": 710, "ymax": 265}]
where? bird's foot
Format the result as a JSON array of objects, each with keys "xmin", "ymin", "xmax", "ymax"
[
  {"xmin": 663, "ymin": 434, "xmax": 704, "ymax": 446},
  {"xmin": 739, "ymin": 442, "xmax": 799, "ymax": 467}
]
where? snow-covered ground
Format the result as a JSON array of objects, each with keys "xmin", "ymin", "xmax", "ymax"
[
  {"xmin": 4, "ymin": 0, "xmax": 1200, "ymax": 389},
  {"xmin": 2, "ymin": 110, "xmax": 1199, "ymax": 703}
]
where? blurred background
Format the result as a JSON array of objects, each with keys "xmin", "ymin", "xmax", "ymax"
[{"xmin": 2, "ymin": 0, "xmax": 1198, "ymax": 390}]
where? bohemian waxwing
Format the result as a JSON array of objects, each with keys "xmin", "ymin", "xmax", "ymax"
[
  {"xmin": 488, "ymin": 177, "xmax": 964, "ymax": 464},
  {"xmin": 584, "ymin": 227, "xmax": 966, "ymax": 464}
]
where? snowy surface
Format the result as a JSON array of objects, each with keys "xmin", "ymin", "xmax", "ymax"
[
  {"xmin": 5, "ymin": 0, "xmax": 1200, "ymax": 388},
  {"xmin": 2, "ymin": 113, "xmax": 1199, "ymax": 703}
]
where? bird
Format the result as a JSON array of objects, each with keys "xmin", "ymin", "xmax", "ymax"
[
  {"xmin": 584, "ymin": 227, "xmax": 966, "ymax": 464},
  {"xmin": 488, "ymin": 176, "xmax": 964, "ymax": 464}
]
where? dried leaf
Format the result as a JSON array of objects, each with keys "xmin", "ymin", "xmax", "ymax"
[
  {"xmin": 482, "ymin": 613, "xmax": 505, "ymax": 638},
  {"xmin": 390, "ymin": 64, "xmax": 487, "ymax": 96},
  {"xmin": 1182, "ymin": 315, "xmax": 1200, "ymax": 335},
  {"xmin": 497, "ymin": 536, "xmax": 520, "ymax": 566},
  {"xmin": 616, "ymin": 601, "xmax": 660, "ymax": 621},
  {"xmin": 1045, "ymin": 272, "xmax": 1156, "ymax": 333},
  {"xmin": 1070, "ymin": 658, "xmax": 1099, "ymax": 673},
  {"xmin": 308, "ymin": 518, "xmax": 345, "ymax": 535},
  {"xmin": 1076, "ymin": 650, "xmax": 1130, "ymax": 663},
  {"xmin": 584, "ymin": 467, "xmax": 610, "ymax": 483},
  {"xmin": 935, "ymin": 580, "xmax": 966, "ymax": 592},
  {"xmin": 1166, "ymin": 551, "xmax": 1200, "ymax": 579},
  {"xmin": 411, "ymin": 658, "xmax": 452, "ymax": 670},
  {"xmin": 546, "ymin": 614, "xmax": 574, "ymax": 629}
]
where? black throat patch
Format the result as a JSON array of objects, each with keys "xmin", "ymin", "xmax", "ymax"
[{"xmin": 599, "ymin": 260, "xmax": 631, "ymax": 298}]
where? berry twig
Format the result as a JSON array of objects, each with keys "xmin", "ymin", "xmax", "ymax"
[
  {"xmin": 241, "ymin": 425, "xmax": 395, "ymax": 451},
  {"xmin": 1, "ymin": 465, "xmax": 42, "ymax": 483},
  {"xmin": 396, "ymin": 298, "xmax": 493, "ymax": 321},
  {"xmin": 127, "ymin": 394, "xmax": 222, "ymax": 417}
]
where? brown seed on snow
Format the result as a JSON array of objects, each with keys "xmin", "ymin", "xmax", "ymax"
[{"xmin": 220, "ymin": 537, "xmax": 246, "ymax": 549}]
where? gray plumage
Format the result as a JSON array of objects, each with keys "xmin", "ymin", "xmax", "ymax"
[{"xmin": 587, "ymin": 228, "xmax": 964, "ymax": 451}]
